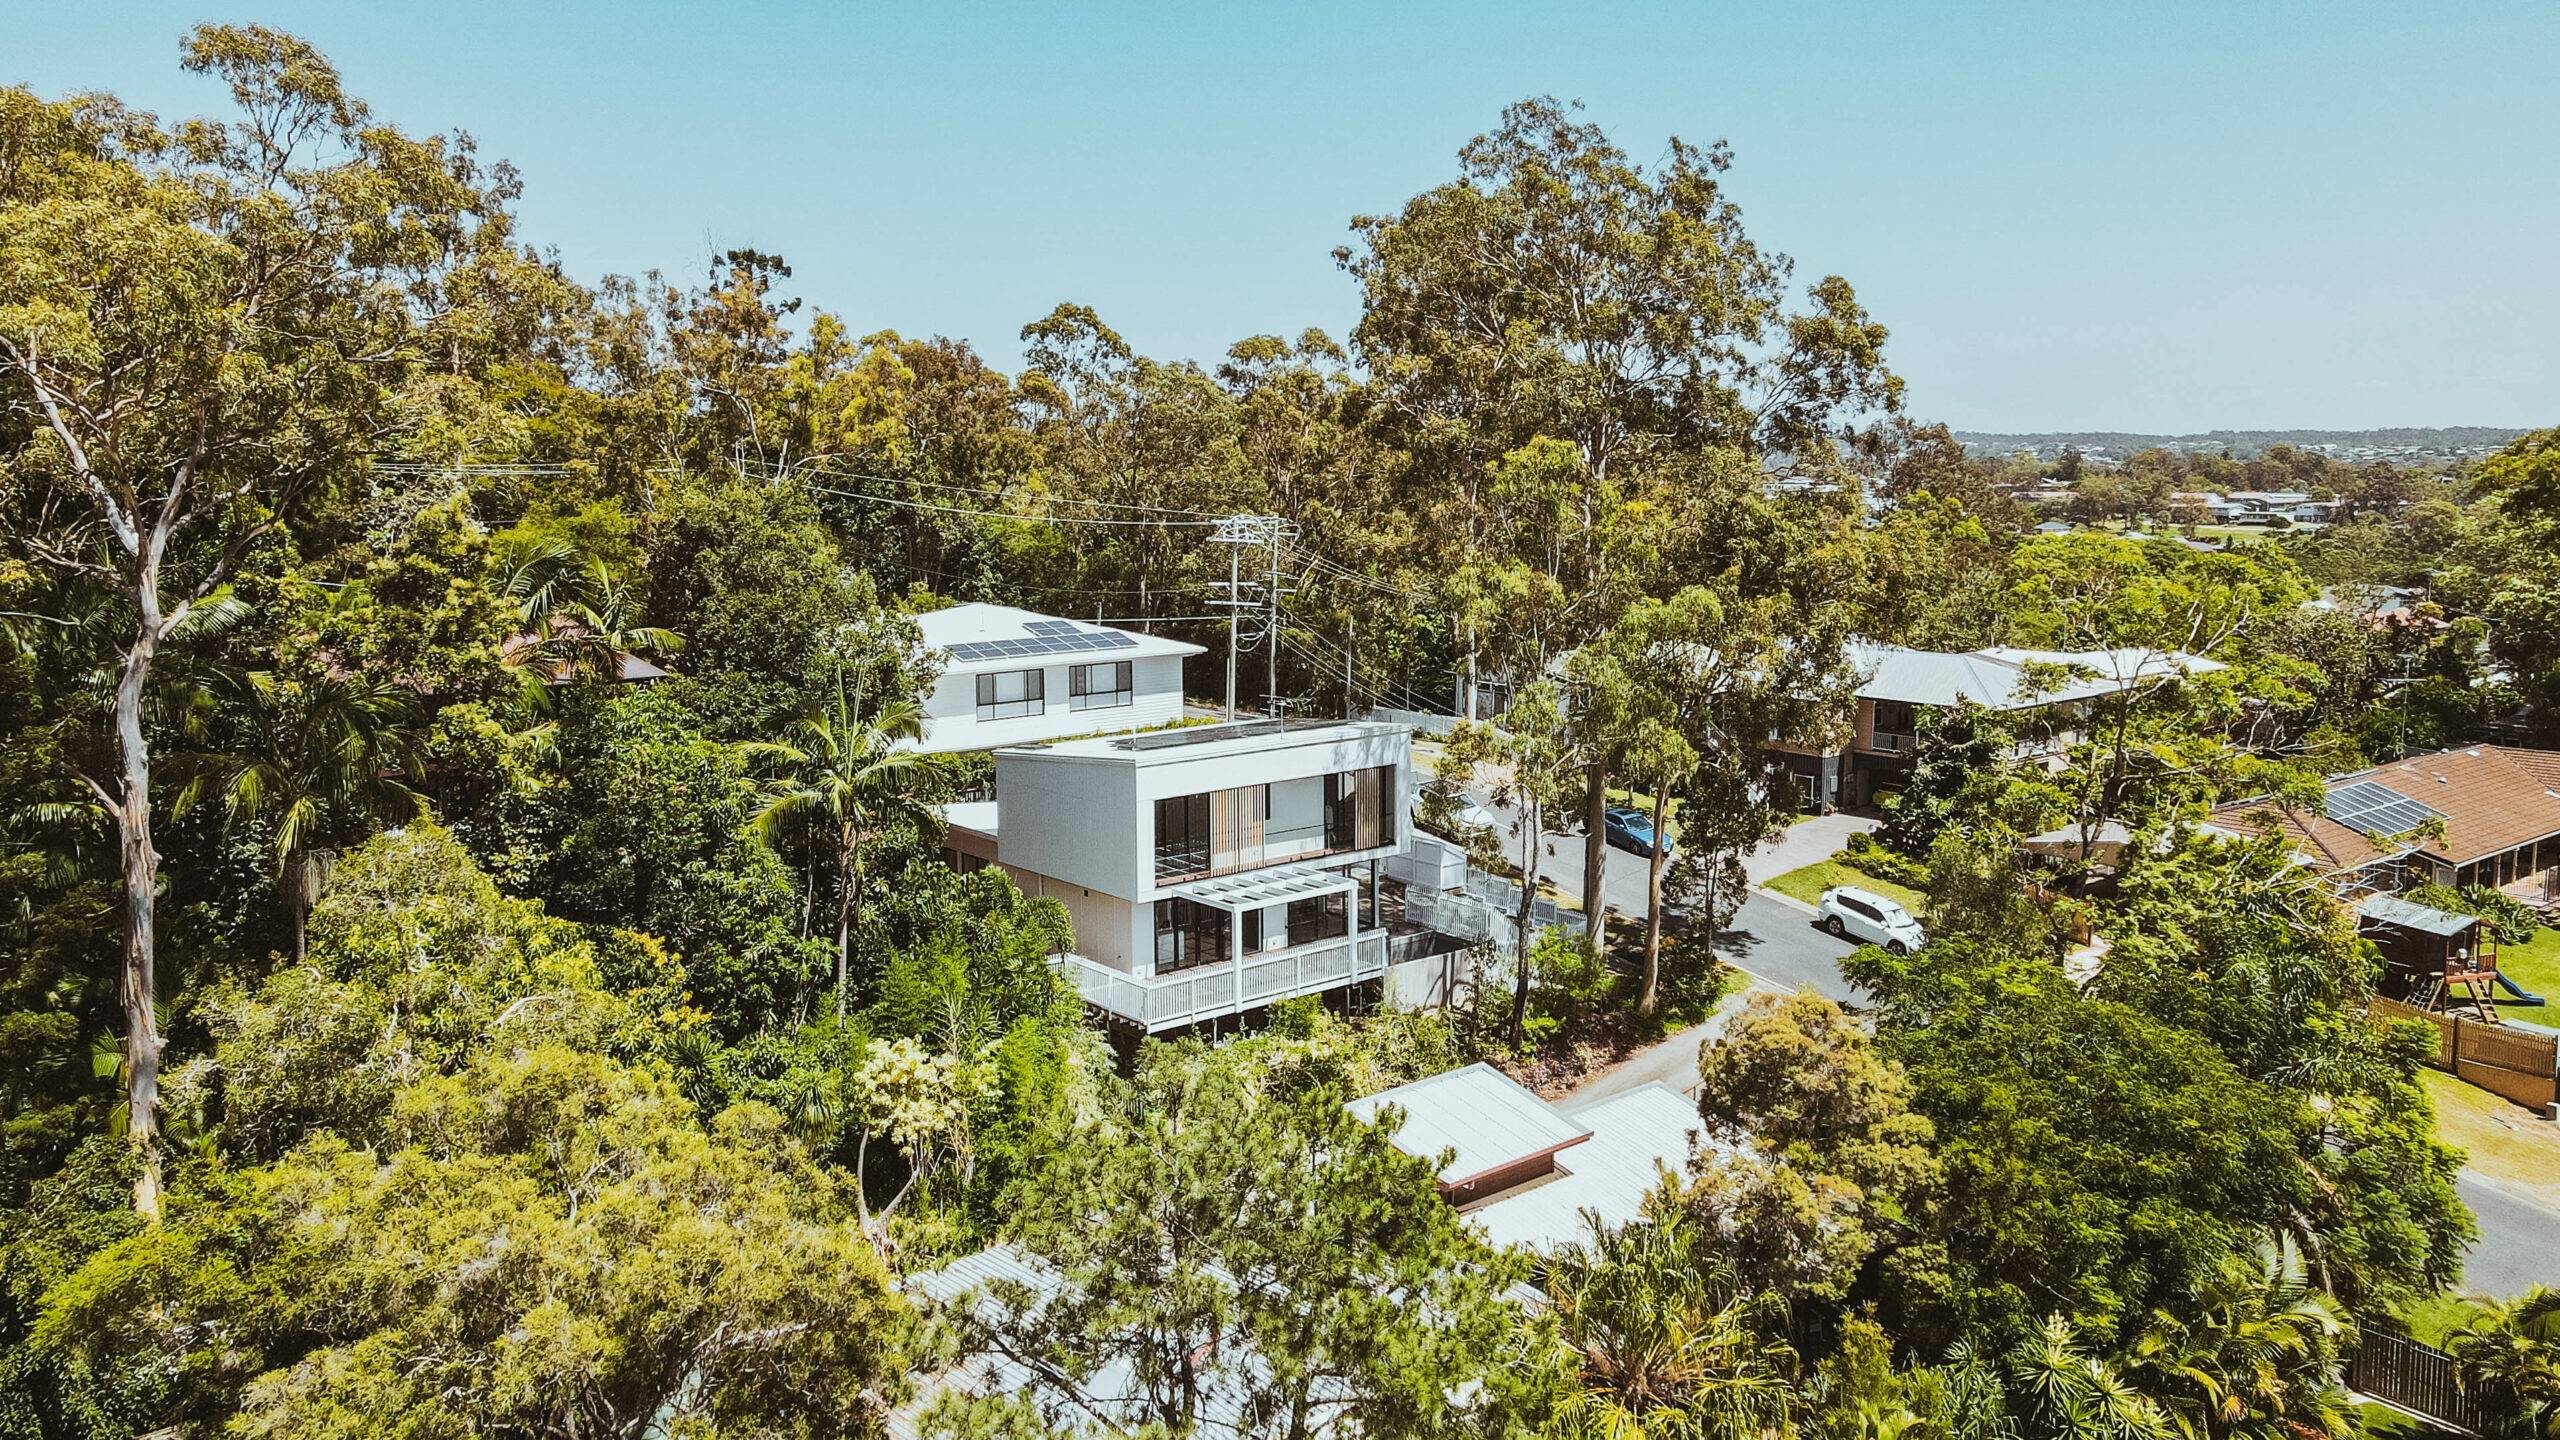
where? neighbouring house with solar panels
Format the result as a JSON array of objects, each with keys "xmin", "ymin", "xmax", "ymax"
[
  {"xmin": 1769, "ymin": 640, "xmax": 2226, "ymax": 813},
  {"xmin": 909, "ymin": 602, "xmax": 1204, "ymax": 753},
  {"xmin": 2207, "ymin": 744, "xmax": 2560, "ymax": 902},
  {"xmin": 942, "ymin": 715, "xmax": 1415, "ymax": 1033}
]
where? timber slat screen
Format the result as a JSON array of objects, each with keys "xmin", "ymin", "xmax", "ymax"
[
  {"xmin": 2349, "ymin": 1326, "xmax": 2499, "ymax": 1435},
  {"xmin": 2370, "ymin": 996, "xmax": 2559, "ymax": 1112}
]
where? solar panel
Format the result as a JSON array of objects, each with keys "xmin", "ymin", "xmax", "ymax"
[
  {"xmin": 2325, "ymin": 780, "xmax": 2442, "ymax": 836},
  {"xmin": 1025, "ymin": 620, "xmax": 1080, "ymax": 636}
]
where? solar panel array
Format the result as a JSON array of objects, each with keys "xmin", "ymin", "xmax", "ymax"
[
  {"xmin": 942, "ymin": 624, "xmax": 1141, "ymax": 663},
  {"xmin": 2325, "ymin": 779, "xmax": 2443, "ymax": 836}
]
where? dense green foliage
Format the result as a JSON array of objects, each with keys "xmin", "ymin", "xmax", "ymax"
[{"xmin": 1, "ymin": 26, "xmax": 2549, "ymax": 1440}]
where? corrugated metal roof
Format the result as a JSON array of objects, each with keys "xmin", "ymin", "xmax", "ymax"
[
  {"xmin": 1847, "ymin": 640, "xmax": 2222, "ymax": 710},
  {"xmin": 2357, "ymin": 894, "xmax": 2480, "ymax": 939},
  {"xmin": 902, "ymin": 1242, "xmax": 1346, "ymax": 1438},
  {"xmin": 1347, "ymin": 1062, "xmax": 1591, "ymax": 1186},
  {"xmin": 1468, "ymin": 1084, "xmax": 1716, "ymax": 1256}
]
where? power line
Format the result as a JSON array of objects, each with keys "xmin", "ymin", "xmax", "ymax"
[{"xmin": 801, "ymin": 480, "xmax": 1229, "ymax": 529}]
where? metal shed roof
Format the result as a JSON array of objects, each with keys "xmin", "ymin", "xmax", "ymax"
[
  {"xmin": 2356, "ymin": 894, "xmax": 2480, "ymax": 939},
  {"xmin": 1346, "ymin": 1062, "xmax": 1591, "ymax": 1187},
  {"xmin": 1469, "ymin": 1084, "xmax": 1720, "ymax": 1257}
]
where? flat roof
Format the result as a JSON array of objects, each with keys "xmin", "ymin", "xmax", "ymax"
[
  {"xmin": 1347, "ymin": 1063, "xmax": 1591, "ymax": 1188},
  {"xmin": 915, "ymin": 602, "xmax": 1203, "ymax": 672},
  {"xmin": 939, "ymin": 800, "xmax": 999, "ymax": 839},
  {"xmin": 1005, "ymin": 717, "xmax": 1406, "ymax": 764}
]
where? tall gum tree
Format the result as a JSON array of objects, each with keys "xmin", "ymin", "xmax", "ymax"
[
  {"xmin": 1339, "ymin": 96, "xmax": 1901, "ymax": 915},
  {"xmin": 0, "ymin": 27, "xmax": 522, "ymax": 1214}
]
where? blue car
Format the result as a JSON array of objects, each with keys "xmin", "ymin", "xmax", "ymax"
[{"xmin": 1601, "ymin": 805, "xmax": 1672, "ymax": 857}]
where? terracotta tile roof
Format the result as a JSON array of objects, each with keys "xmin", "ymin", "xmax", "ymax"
[{"xmin": 2211, "ymin": 745, "xmax": 2560, "ymax": 871}]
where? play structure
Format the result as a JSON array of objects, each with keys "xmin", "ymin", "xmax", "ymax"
[{"xmin": 2356, "ymin": 895, "xmax": 2513, "ymax": 1020}]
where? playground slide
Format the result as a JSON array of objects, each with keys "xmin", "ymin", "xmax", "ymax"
[{"xmin": 2495, "ymin": 971, "xmax": 2549, "ymax": 1006}]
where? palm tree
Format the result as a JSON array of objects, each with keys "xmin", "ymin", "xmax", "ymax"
[
  {"xmin": 2448, "ymin": 1287, "xmax": 2560, "ymax": 1438},
  {"xmin": 492, "ymin": 535, "xmax": 681, "ymax": 688},
  {"xmin": 746, "ymin": 677, "xmax": 943, "ymax": 1018},
  {"xmin": 176, "ymin": 669, "xmax": 425, "ymax": 963},
  {"xmin": 2126, "ymin": 1235, "xmax": 2354, "ymax": 1440},
  {"xmin": 2007, "ymin": 1315, "xmax": 2174, "ymax": 1440},
  {"xmin": 1546, "ymin": 1213, "xmax": 1802, "ymax": 1440}
]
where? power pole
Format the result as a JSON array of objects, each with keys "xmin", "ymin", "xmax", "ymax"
[
  {"xmin": 1208, "ymin": 515, "xmax": 1294, "ymax": 719},
  {"xmin": 1266, "ymin": 521, "xmax": 1282, "ymax": 718},
  {"xmin": 1345, "ymin": 615, "xmax": 1356, "ymax": 719}
]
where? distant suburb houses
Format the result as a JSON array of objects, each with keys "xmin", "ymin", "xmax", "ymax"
[{"xmin": 1770, "ymin": 640, "xmax": 2225, "ymax": 813}]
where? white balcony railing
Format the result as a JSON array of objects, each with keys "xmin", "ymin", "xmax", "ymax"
[
  {"xmin": 1867, "ymin": 731, "xmax": 1915, "ymax": 756},
  {"xmin": 1059, "ymin": 930, "xmax": 1391, "ymax": 1031}
]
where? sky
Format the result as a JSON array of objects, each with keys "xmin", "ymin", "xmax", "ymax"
[{"xmin": 12, "ymin": 0, "xmax": 2556, "ymax": 433}]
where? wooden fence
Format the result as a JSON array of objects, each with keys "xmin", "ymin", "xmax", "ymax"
[
  {"xmin": 2372, "ymin": 997, "xmax": 2560, "ymax": 1114},
  {"xmin": 2349, "ymin": 1326, "xmax": 2503, "ymax": 1435}
]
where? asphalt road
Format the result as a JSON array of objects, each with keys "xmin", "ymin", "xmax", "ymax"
[
  {"xmin": 1482, "ymin": 793, "xmax": 2560, "ymax": 1300},
  {"xmin": 2457, "ymin": 1173, "xmax": 2560, "ymax": 1298}
]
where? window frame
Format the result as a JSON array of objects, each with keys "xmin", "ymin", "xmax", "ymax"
[
  {"xmin": 1068, "ymin": 659, "xmax": 1134, "ymax": 711},
  {"xmin": 974, "ymin": 667, "xmax": 1046, "ymax": 721}
]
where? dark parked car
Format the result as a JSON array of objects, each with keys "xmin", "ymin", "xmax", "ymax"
[{"xmin": 1601, "ymin": 805, "xmax": 1671, "ymax": 857}]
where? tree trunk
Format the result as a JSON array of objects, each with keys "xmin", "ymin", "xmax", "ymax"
[
  {"xmin": 112, "ymin": 624, "xmax": 164, "ymax": 1219},
  {"xmin": 1508, "ymin": 801, "xmax": 1538, "ymax": 1049},
  {"xmin": 281, "ymin": 850, "xmax": 308, "ymax": 966},
  {"xmin": 1638, "ymin": 781, "xmax": 1670, "ymax": 1019},
  {"xmin": 1581, "ymin": 762, "xmax": 1608, "ymax": 928},
  {"xmin": 835, "ymin": 822, "xmax": 859, "ymax": 1021}
]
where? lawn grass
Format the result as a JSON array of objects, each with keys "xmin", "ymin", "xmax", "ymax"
[
  {"xmin": 2419, "ymin": 1068, "xmax": 2560, "ymax": 1193},
  {"xmin": 2495, "ymin": 923, "xmax": 2560, "ymax": 1012},
  {"xmin": 1762, "ymin": 859, "xmax": 1926, "ymax": 912}
]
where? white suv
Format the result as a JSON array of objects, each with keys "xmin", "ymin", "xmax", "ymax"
[{"xmin": 1815, "ymin": 886, "xmax": 1926, "ymax": 955}]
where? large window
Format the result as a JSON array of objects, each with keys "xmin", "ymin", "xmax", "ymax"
[
  {"xmin": 1155, "ymin": 792, "xmax": 1210, "ymax": 880},
  {"xmin": 1155, "ymin": 769, "xmax": 1390, "ymax": 883},
  {"xmin": 1323, "ymin": 765, "xmax": 1392, "ymax": 852},
  {"xmin": 975, "ymin": 668, "xmax": 1045, "ymax": 721},
  {"xmin": 1069, "ymin": 660, "xmax": 1133, "ymax": 711},
  {"xmin": 1284, "ymin": 889, "xmax": 1350, "ymax": 945},
  {"xmin": 1153, "ymin": 897, "xmax": 1231, "ymax": 974}
]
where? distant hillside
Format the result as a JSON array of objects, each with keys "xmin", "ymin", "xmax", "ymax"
[{"xmin": 1952, "ymin": 427, "xmax": 2530, "ymax": 462}]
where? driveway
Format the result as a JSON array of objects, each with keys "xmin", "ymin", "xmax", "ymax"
[{"xmin": 1744, "ymin": 812, "xmax": 1879, "ymax": 886}]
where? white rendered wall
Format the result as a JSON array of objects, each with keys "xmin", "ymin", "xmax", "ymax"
[{"xmin": 915, "ymin": 653, "xmax": 1188, "ymax": 754}]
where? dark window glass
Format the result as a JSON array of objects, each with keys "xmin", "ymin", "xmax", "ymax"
[
  {"xmin": 1284, "ymin": 889, "xmax": 1350, "ymax": 946},
  {"xmin": 1154, "ymin": 793, "xmax": 1210, "ymax": 881},
  {"xmin": 975, "ymin": 668, "xmax": 1046, "ymax": 721},
  {"xmin": 1069, "ymin": 660, "xmax": 1133, "ymax": 711},
  {"xmin": 1153, "ymin": 897, "xmax": 1231, "ymax": 973}
]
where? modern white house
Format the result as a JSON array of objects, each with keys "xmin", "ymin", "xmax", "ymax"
[
  {"xmin": 909, "ymin": 602, "xmax": 1203, "ymax": 754},
  {"xmin": 944, "ymin": 717, "xmax": 1411, "ymax": 1031}
]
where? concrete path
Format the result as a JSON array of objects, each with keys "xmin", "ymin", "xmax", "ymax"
[
  {"xmin": 1562, "ymin": 976, "xmax": 1785, "ymax": 1111},
  {"xmin": 1744, "ymin": 812, "xmax": 1879, "ymax": 886}
]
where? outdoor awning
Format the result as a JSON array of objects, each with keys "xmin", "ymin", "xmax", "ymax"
[{"xmin": 1171, "ymin": 862, "xmax": 1356, "ymax": 913}]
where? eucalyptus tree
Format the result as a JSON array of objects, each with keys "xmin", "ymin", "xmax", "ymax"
[
  {"xmin": 1341, "ymin": 96, "xmax": 1901, "ymax": 885},
  {"xmin": 0, "ymin": 27, "xmax": 535, "ymax": 1214}
]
